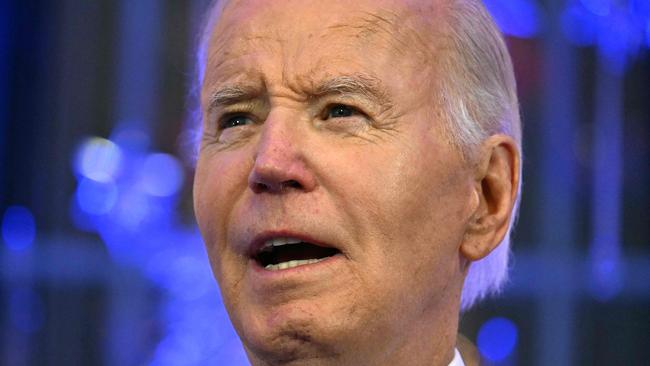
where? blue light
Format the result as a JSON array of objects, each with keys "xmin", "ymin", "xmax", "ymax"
[
  {"xmin": 110, "ymin": 123, "xmax": 151, "ymax": 154},
  {"xmin": 166, "ymin": 255, "xmax": 212, "ymax": 301},
  {"xmin": 109, "ymin": 188, "xmax": 152, "ymax": 230},
  {"xmin": 151, "ymin": 332, "xmax": 203, "ymax": 366},
  {"xmin": 210, "ymin": 337, "xmax": 249, "ymax": 365},
  {"xmin": 561, "ymin": 0, "xmax": 650, "ymax": 72},
  {"xmin": 139, "ymin": 153, "xmax": 184, "ymax": 197},
  {"xmin": 580, "ymin": 0, "xmax": 610, "ymax": 16},
  {"xmin": 69, "ymin": 195, "xmax": 97, "ymax": 232},
  {"xmin": 2, "ymin": 206, "xmax": 36, "ymax": 251},
  {"xmin": 598, "ymin": 16, "xmax": 632, "ymax": 74},
  {"xmin": 73, "ymin": 137, "xmax": 123, "ymax": 183},
  {"xmin": 483, "ymin": 0, "xmax": 542, "ymax": 38},
  {"xmin": 561, "ymin": 5, "xmax": 600, "ymax": 46},
  {"xmin": 477, "ymin": 317, "xmax": 519, "ymax": 362},
  {"xmin": 144, "ymin": 233, "xmax": 209, "ymax": 289},
  {"xmin": 75, "ymin": 177, "xmax": 119, "ymax": 215},
  {"xmin": 9, "ymin": 288, "xmax": 45, "ymax": 334},
  {"xmin": 591, "ymin": 255, "xmax": 623, "ymax": 301},
  {"xmin": 632, "ymin": 0, "xmax": 650, "ymax": 18}
]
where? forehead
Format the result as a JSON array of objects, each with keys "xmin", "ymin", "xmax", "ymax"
[
  {"xmin": 202, "ymin": 0, "xmax": 445, "ymax": 89},
  {"xmin": 214, "ymin": 0, "xmax": 437, "ymax": 39},
  {"xmin": 217, "ymin": 0, "xmax": 428, "ymax": 36}
]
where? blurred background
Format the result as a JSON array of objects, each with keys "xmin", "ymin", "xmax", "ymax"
[{"xmin": 1, "ymin": 0, "xmax": 648, "ymax": 365}]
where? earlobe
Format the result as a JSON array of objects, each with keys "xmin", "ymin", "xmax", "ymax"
[{"xmin": 460, "ymin": 135, "xmax": 520, "ymax": 262}]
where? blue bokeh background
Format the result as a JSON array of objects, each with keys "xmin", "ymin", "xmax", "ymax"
[{"xmin": 1, "ymin": 0, "xmax": 649, "ymax": 365}]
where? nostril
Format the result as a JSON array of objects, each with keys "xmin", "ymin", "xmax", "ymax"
[
  {"xmin": 252, "ymin": 182, "xmax": 269, "ymax": 193},
  {"xmin": 249, "ymin": 180, "xmax": 301, "ymax": 193},
  {"xmin": 283, "ymin": 180, "xmax": 302, "ymax": 189}
]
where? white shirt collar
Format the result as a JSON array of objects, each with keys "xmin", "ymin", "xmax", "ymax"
[{"xmin": 448, "ymin": 348, "xmax": 466, "ymax": 366}]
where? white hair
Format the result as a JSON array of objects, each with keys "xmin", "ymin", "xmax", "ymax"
[
  {"xmin": 190, "ymin": 0, "xmax": 522, "ymax": 312},
  {"xmin": 438, "ymin": 1, "xmax": 522, "ymax": 311}
]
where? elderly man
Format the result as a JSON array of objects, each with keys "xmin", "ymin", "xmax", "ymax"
[{"xmin": 193, "ymin": 0, "xmax": 521, "ymax": 364}]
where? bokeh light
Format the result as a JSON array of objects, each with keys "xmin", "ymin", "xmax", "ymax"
[
  {"xmin": 633, "ymin": 0, "xmax": 650, "ymax": 17},
  {"xmin": 110, "ymin": 124, "xmax": 151, "ymax": 155},
  {"xmin": 591, "ymin": 256, "xmax": 623, "ymax": 301},
  {"xmin": 580, "ymin": 0, "xmax": 610, "ymax": 16},
  {"xmin": 69, "ymin": 195, "xmax": 97, "ymax": 232},
  {"xmin": 74, "ymin": 137, "xmax": 123, "ymax": 183},
  {"xmin": 484, "ymin": 0, "xmax": 542, "ymax": 38},
  {"xmin": 477, "ymin": 317, "xmax": 519, "ymax": 362},
  {"xmin": 109, "ymin": 188, "xmax": 153, "ymax": 230},
  {"xmin": 2, "ymin": 205, "xmax": 36, "ymax": 251},
  {"xmin": 560, "ymin": 0, "xmax": 650, "ymax": 71},
  {"xmin": 75, "ymin": 177, "xmax": 119, "ymax": 215},
  {"xmin": 139, "ymin": 153, "xmax": 185, "ymax": 197},
  {"xmin": 562, "ymin": 4, "xmax": 600, "ymax": 46},
  {"xmin": 151, "ymin": 332, "xmax": 204, "ymax": 366}
]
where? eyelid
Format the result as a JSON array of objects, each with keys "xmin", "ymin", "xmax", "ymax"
[
  {"xmin": 217, "ymin": 112, "xmax": 255, "ymax": 130},
  {"xmin": 321, "ymin": 102, "xmax": 367, "ymax": 119},
  {"xmin": 214, "ymin": 102, "xmax": 260, "ymax": 128}
]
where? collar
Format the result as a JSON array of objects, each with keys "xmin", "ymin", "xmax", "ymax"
[{"xmin": 448, "ymin": 348, "xmax": 466, "ymax": 366}]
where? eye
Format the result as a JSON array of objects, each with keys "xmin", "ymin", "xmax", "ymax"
[
  {"xmin": 219, "ymin": 114, "xmax": 253, "ymax": 130},
  {"xmin": 325, "ymin": 104, "xmax": 357, "ymax": 119}
]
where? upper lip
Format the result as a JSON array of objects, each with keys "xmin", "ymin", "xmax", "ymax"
[{"xmin": 247, "ymin": 230, "xmax": 338, "ymax": 257}]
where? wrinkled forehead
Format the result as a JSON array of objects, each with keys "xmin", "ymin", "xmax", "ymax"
[
  {"xmin": 215, "ymin": 0, "xmax": 431, "ymax": 34},
  {"xmin": 203, "ymin": 0, "xmax": 446, "ymax": 76}
]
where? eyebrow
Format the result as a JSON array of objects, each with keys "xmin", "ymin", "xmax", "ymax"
[
  {"xmin": 310, "ymin": 73, "xmax": 392, "ymax": 107},
  {"xmin": 206, "ymin": 73, "xmax": 392, "ymax": 111},
  {"xmin": 207, "ymin": 84, "xmax": 261, "ymax": 112}
]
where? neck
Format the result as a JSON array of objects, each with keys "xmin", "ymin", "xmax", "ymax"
[
  {"xmin": 380, "ymin": 307, "xmax": 459, "ymax": 366},
  {"xmin": 339, "ymin": 292, "xmax": 462, "ymax": 366}
]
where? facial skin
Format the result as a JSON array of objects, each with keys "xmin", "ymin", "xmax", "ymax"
[{"xmin": 194, "ymin": 0, "xmax": 520, "ymax": 365}]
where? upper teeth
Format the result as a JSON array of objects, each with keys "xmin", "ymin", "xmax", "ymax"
[{"xmin": 262, "ymin": 237, "xmax": 303, "ymax": 250}]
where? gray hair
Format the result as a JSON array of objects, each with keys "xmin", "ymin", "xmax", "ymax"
[
  {"xmin": 190, "ymin": 0, "xmax": 522, "ymax": 312},
  {"xmin": 438, "ymin": 0, "xmax": 522, "ymax": 311}
]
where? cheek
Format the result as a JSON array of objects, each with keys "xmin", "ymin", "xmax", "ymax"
[
  {"xmin": 194, "ymin": 153, "xmax": 253, "ymax": 308},
  {"xmin": 193, "ymin": 151, "xmax": 251, "ymax": 258},
  {"xmin": 330, "ymin": 137, "xmax": 470, "ymax": 273},
  {"xmin": 350, "ymin": 145, "xmax": 463, "ymax": 234},
  {"xmin": 366, "ymin": 158, "xmax": 469, "ymax": 312}
]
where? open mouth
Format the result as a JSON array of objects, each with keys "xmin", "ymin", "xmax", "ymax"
[{"xmin": 254, "ymin": 237, "xmax": 340, "ymax": 271}]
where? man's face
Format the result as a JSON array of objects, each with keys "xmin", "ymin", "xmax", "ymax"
[{"xmin": 195, "ymin": 0, "xmax": 476, "ymax": 363}]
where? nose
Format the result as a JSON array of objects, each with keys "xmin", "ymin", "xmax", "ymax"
[{"xmin": 247, "ymin": 117, "xmax": 316, "ymax": 194}]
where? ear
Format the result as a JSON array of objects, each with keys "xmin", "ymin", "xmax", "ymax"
[{"xmin": 460, "ymin": 135, "xmax": 520, "ymax": 261}]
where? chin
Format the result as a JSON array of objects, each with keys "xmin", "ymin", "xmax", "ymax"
[{"xmin": 235, "ymin": 302, "xmax": 345, "ymax": 365}]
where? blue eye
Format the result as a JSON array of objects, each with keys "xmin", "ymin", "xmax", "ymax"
[
  {"xmin": 327, "ymin": 104, "xmax": 356, "ymax": 118},
  {"xmin": 220, "ymin": 115, "xmax": 252, "ymax": 129}
]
